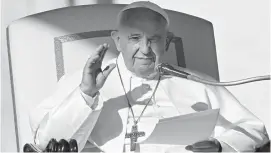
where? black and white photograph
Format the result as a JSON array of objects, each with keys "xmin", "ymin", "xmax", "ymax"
[{"xmin": 1, "ymin": 0, "xmax": 270, "ymax": 152}]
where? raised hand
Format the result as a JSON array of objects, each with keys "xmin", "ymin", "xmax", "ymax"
[{"xmin": 80, "ymin": 44, "xmax": 116, "ymax": 97}]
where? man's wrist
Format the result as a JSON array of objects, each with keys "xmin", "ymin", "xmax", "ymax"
[
  {"xmin": 209, "ymin": 137, "xmax": 222, "ymax": 152},
  {"xmin": 211, "ymin": 137, "xmax": 237, "ymax": 152},
  {"xmin": 79, "ymin": 83, "xmax": 98, "ymax": 98},
  {"xmin": 219, "ymin": 140, "xmax": 236, "ymax": 152},
  {"xmin": 217, "ymin": 140, "xmax": 222, "ymax": 152},
  {"xmin": 79, "ymin": 87, "xmax": 100, "ymax": 108},
  {"xmin": 88, "ymin": 91, "xmax": 98, "ymax": 98}
]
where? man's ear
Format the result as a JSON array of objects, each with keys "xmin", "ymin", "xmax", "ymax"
[
  {"xmin": 111, "ymin": 30, "xmax": 121, "ymax": 52},
  {"xmin": 165, "ymin": 31, "xmax": 174, "ymax": 51}
]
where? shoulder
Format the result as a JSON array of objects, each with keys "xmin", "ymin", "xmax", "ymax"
[{"xmin": 55, "ymin": 68, "xmax": 83, "ymax": 92}]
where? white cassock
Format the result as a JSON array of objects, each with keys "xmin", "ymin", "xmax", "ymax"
[{"xmin": 30, "ymin": 54, "xmax": 269, "ymax": 153}]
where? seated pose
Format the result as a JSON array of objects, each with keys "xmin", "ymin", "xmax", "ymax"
[{"xmin": 30, "ymin": 1, "xmax": 269, "ymax": 152}]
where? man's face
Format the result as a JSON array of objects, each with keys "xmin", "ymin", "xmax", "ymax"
[{"xmin": 113, "ymin": 11, "xmax": 168, "ymax": 78}]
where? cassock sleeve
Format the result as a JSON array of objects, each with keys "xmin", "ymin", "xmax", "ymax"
[
  {"xmin": 29, "ymin": 70, "xmax": 104, "ymax": 151},
  {"xmin": 204, "ymin": 77, "xmax": 269, "ymax": 152}
]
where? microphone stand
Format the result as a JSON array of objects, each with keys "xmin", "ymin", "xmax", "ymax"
[{"xmin": 156, "ymin": 63, "xmax": 270, "ymax": 86}]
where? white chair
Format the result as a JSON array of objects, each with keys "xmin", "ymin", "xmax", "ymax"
[{"xmin": 7, "ymin": 4, "xmax": 219, "ymax": 151}]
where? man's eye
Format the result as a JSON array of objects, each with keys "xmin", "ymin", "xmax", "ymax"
[
  {"xmin": 129, "ymin": 36, "xmax": 140, "ymax": 41},
  {"xmin": 150, "ymin": 37, "xmax": 161, "ymax": 43}
]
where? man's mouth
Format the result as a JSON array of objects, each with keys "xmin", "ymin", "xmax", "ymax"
[
  {"xmin": 135, "ymin": 57, "xmax": 155, "ymax": 65},
  {"xmin": 135, "ymin": 57, "xmax": 154, "ymax": 60}
]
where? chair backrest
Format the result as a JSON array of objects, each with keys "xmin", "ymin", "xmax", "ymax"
[{"xmin": 7, "ymin": 4, "xmax": 219, "ymax": 151}]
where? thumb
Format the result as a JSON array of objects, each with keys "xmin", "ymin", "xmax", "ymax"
[
  {"xmin": 185, "ymin": 145, "xmax": 193, "ymax": 151},
  {"xmin": 102, "ymin": 63, "xmax": 116, "ymax": 79}
]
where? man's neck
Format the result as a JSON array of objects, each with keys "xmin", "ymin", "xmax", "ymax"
[{"xmin": 133, "ymin": 71, "xmax": 159, "ymax": 81}]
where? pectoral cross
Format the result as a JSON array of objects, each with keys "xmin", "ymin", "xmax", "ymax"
[{"xmin": 125, "ymin": 125, "xmax": 145, "ymax": 151}]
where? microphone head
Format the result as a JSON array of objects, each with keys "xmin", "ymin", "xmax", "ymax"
[
  {"xmin": 156, "ymin": 63, "xmax": 175, "ymax": 75},
  {"xmin": 155, "ymin": 63, "xmax": 164, "ymax": 74},
  {"xmin": 156, "ymin": 63, "xmax": 190, "ymax": 77}
]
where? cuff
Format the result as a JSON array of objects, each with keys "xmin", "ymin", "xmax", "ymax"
[
  {"xmin": 219, "ymin": 140, "xmax": 237, "ymax": 152},
  {"xmin": 79, "ymin": 88, "xmax": 103, "ymax": 110},
  {"xmin": 210, "ymin": 137, "xmax": 236, "ymax": 152}
]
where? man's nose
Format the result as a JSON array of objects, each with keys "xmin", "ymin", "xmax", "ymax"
[{"xmin": 140, "ymin": 38, "xmax": 151, "ymax": 54}]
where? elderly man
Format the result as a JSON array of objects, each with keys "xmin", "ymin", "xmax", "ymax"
[{"xmin": 30, "ymin": 1, "xmax": 269, "ymax": 152}]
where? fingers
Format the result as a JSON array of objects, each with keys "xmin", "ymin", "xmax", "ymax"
[
  {"xmin": 185, "ymin": 140, "xmax": 221, "ymax": 152},
  {"xmin": 189, "ymin": 147, "xmax": 218, "ymax": 152},
  {"xmin": 84, "ymin": 54, "xmax": 100, "ymax": 73},
  {"xmin": 92, "ymin": 43, "xmax": 107, "ymax": 56},
  {"xmin": 102, "ymin": 63, "xmax": 116, "ymax": 78},
  {"xmin": 84, "ymin": 44, "xmax": 109, "ymax": 73},
  {"xmin": 185, "ymin": 145, "xmax": 218, "ymax": 152},
  {"xmin": 96, "ymin": 63, "xmax": 116, "ymax": 87},
  {"xmin": 100, "ymin": 44, "xmax": 109, "ymax": 62},
  {"xmin": 93, "ymin": 43, "xmax": 108, "ymax": 62},
  {"xmin": 193, "ymin": 140, "xmax": 215, "ymax": 148},
  {"xmin": 185, "ymin": 145, "xmax": 193, "ymax": 151}
]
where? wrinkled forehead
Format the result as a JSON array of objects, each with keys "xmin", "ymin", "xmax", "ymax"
[{"xmin": 117, "ymin": 8, "xmax": 168, "ymax": 35}]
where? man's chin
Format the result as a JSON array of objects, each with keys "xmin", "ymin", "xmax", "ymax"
[{"xmin": 135, "ymin": 67, "xmax": 158, "ymax": 79}]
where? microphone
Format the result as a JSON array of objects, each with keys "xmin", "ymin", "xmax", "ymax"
[{"xmin": 156, "ymin": 63, "xmax": 271, "ymax": 86}]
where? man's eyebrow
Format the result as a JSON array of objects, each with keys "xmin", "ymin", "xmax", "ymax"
[
  {"xmin": 129, "ymin": 33, "xmax": 142, "ymax": 37},
  {"xmin": 151, "ymin": 35, "xmax": 162, "ymax": 38}
]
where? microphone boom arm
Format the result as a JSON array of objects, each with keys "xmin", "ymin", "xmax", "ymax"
[{"xmin": 156, "ymin": 63, "xmax": 271, "ymax": 86}]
